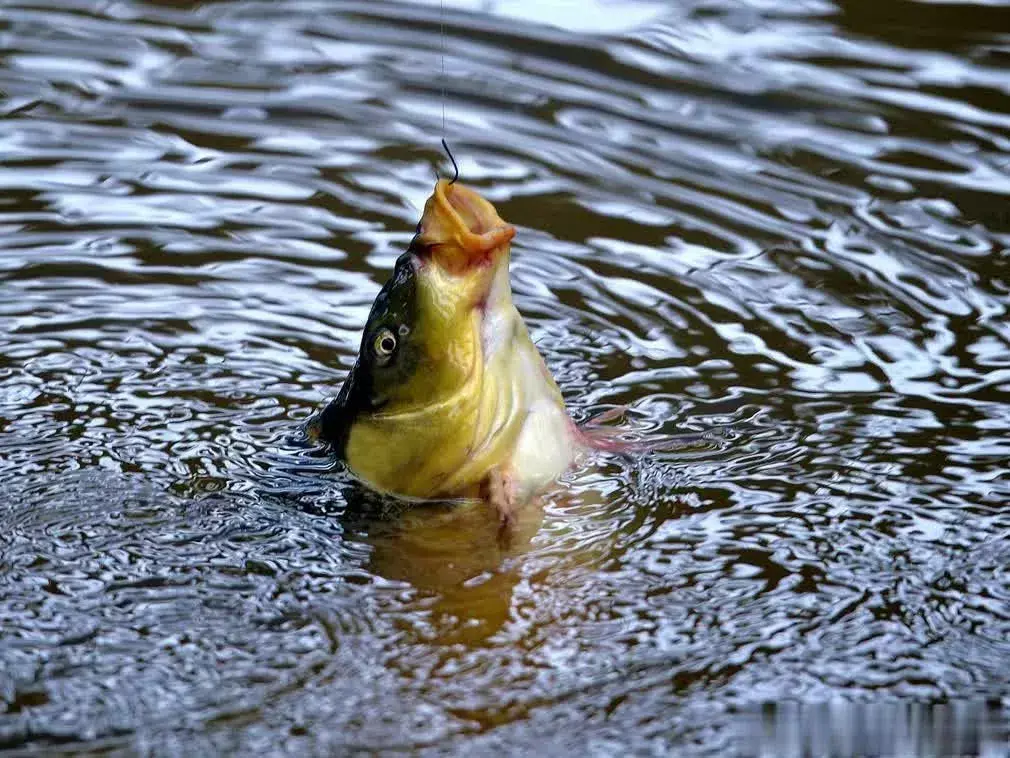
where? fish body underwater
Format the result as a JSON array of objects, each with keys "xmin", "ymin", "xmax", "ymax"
[{"xmin": 311, "ymin": 179, "xmax": 582, "ymax": 522}]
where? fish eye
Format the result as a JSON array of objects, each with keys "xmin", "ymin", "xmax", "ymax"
[{"xmin": 373, "ymin": 328, "xmax": 397, "ymax": 361}]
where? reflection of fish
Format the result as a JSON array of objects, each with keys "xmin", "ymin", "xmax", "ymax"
[{"xmin": 310, "ymin": 180, "xmax": 590, "ymax": 524}]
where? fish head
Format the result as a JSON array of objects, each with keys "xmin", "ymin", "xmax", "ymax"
[{"xmin": 312, "ymin": 180, "xmax": 520, "ymax": 481}]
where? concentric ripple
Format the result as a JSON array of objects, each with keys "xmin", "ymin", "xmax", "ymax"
[{"xmin": 1, "ymin": 0, "xmax": 1009, "ymax": 754}]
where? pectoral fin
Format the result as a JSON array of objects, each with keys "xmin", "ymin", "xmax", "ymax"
[{"xmin": 481, "ymin": 467, "xmax": 518, "ymax": 532}]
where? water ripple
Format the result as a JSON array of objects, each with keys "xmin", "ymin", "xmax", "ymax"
[{"xmin": 2, "ymin": 0, "xmax": 1009, "ymax": 753}]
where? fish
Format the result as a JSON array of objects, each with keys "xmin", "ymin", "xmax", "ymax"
[{"xmin": 310, "ymin": 178, "xmax": 620, "ymax": 525}]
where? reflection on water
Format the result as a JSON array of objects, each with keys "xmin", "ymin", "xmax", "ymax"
[
  {"xmin": 1, "ymin": 0, "xmax": 1010, "ymax": 753},
  {"xmin": 363, "ymin": 499, "xmax": 542, "ymax": 644}
]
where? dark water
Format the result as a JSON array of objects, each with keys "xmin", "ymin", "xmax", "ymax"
[{"xmin": 2, "ymin": 0, "xmax": 1010, "ymax": 754}]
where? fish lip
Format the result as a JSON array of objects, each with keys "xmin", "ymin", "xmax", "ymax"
[
  {"xmin": 416, "ymin": 179, "xmax": 516, "ymax": 274},
  {"xmin": 433, "ymin": 179, "xmax": 494, "ymax": 235}
]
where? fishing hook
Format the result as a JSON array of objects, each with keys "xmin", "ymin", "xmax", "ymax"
[{"xmin": 441, "ymin": 138, "xmax": 459, "ymax": 184}]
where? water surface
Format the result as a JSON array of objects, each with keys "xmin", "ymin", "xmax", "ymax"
[{"xmin": 2, "ymin": 0, "xmax": 1010, "ymax": 754}]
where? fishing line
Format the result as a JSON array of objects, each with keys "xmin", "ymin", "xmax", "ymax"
[
  {"xmin": 438, "ymin": 0, "xmax": 458, "ymax": 184},
  {"xmin": 440, "ymin": 0, "xmax": 446, "ymax": 137}
]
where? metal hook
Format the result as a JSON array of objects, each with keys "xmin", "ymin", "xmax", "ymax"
[{"xmin": 441, "ymin": 138, "xmax": 459, "ymax": 185}]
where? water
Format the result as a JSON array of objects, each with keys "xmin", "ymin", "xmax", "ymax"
[{"xmin": 1, "ymin": 0, "xmax": 1009, "ymax": 754}]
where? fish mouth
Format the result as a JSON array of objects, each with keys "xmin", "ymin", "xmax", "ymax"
[{"xmin": 414, "ymin": 179, "xmax": 516, "ymax": 275}]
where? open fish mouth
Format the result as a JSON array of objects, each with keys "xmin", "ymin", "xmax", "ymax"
[{"xmin": 412, "ymin": 179, "xmax": 516, "ymax": 275}]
